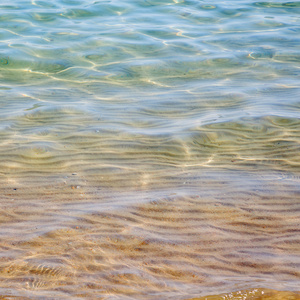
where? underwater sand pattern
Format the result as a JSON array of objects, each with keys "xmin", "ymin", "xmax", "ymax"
[
  {"xmin": 0, "ymin": 0, "xmax": 300, "ymax": 298},
  {"xmin": 0, "ymin": 179, "xmax": 300, "ymax": 298}
]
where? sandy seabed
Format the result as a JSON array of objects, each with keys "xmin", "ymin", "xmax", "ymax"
[{"xmin": 0, "ymin": 171, "xmax": 299, "ymax": 299}]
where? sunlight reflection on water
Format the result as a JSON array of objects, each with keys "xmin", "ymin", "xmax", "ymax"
[{"xmin": 0, "ymin": 0, "xmax": 299, "ymax": 298}]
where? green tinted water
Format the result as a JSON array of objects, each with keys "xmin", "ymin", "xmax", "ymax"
[{"xmin": 0, "ymin": 0, "xmax": 299, "ymax": 299}]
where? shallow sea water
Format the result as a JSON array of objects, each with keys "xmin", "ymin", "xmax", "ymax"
[{"xmin": 0, "ymin": 0, "xmax": 300, "ymax": 299}]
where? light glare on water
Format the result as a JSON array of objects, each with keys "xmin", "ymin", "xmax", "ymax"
[{"xmin": 0, "ymin": 0, "xmax": 300, "ymax": 299}]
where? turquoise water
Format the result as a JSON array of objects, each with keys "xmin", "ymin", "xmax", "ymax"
[{"xmin": 0, "ymin": 0, "xmax": 300, "ymax": 299}]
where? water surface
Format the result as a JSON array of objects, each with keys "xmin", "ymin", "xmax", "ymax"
[{"xmin": 0, "ymin": 0, "xmax": 300, "ymax": 298}]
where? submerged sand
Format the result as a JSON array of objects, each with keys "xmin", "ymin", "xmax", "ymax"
[{"xmin": 0, "ymin": 171, "xmax": 299, "ymax": 299}]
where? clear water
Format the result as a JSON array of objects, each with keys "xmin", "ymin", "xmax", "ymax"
[{"xmin": 0, "ymin": 0, "xmax": 300, "ymax": 299}]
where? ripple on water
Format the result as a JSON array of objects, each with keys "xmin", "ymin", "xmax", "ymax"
[
  {"xmin": 0, "ymin": 54, "xmax": 70, "ymax": 74},
  {"xmin": 254, "ymin": 1, "xmax": 300, "ymax": 8},
  {"xmin": 31, "ymin": 12, "xmax": 58, "ymax": 23},
  {"xmin": 1, "ymin": 113, "xmax": 300, "ymax": 179},
  {"xmin": 15, "ymin": 106, "xmax": 89, "ymax": 126},
  {"xmin": 0, "ymin": 0, "xmax": 300, "ymax": 298}
]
